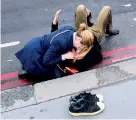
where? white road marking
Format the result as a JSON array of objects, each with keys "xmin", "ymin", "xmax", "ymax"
[
  {"xmin": 7, "ymin": 59, "xmax": 13, "ymax": 62},
  {"xmin": 0, "ymin": 41, "xmax": 20, "ymax": 48},
  {"xmin": 133, "ymin": 18, "xmax": 136, "ymax": 21},
  {"xmin": 122, "ymin": 4, "xmax": 131, "ymax": 7}
]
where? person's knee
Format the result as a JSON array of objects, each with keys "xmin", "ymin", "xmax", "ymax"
[
  {"xmin": 76, "ymin": 4, "xmax": 85, "ymax": 12},
  {"xmin": 103, "ymin": 6, "xmax": 111, "ymax": 11}
]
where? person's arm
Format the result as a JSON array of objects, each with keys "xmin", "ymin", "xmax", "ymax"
[
  {"xmin": 43, "ymin": 40, "xmax": 74, "ymax": 67},
  {"xmin": 51, "ymin": 9, "xmax": 62, "ymax": 32},
  {"xmin": 42, "ymin": 40, "xmax": 62, "ymax": 67},
  {"xmin": 51, "ymin": 23, "xmax": 58, "ymax": 32}
]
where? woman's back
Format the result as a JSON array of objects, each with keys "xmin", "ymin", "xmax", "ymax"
[
  {"xmin": 41, "ymin": 26, "xmax": 75, "ymax": 52},
  {"xmin": 15, "ymin": 26, "xmax": 75, "ymax": 75}
]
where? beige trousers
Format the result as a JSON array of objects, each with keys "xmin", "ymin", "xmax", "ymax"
[{"xmin": 75, "ymin": 5, "xmax": 112, "ymax": 40}]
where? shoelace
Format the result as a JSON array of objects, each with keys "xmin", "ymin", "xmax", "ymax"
[
  {"xmin": 70, "ymin": 92, "xmax": 98, "ymax": 105},
  {"xmin": 70, "ymin": 92, "xmax": 86, "ymax": 101},
  {"xmin": 79, "ymin": 93, "xmax": 97, "ymax": 102},
  {"xmin": 70, "ymin": 99, "xmax": 96, "ymax": 111}
]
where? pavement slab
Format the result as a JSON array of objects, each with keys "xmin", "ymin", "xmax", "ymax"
[
  {"xmin": 97, "ymin": 59, "xmax": 136, "ymax": 86},
  {"xmin": 34, "ymin": 70, "xmax": 98, "ymax": 103},
  {"xmin": 1, "ymin": 85, "xmax": 36, "ymax": 112}
]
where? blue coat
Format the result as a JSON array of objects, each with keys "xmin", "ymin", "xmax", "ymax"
[{"xmin": 15, "ymin": 26, "xmax": 75, "ymax": 76}]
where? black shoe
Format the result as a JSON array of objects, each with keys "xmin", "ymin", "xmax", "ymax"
[
  {"xmin": 69, "ymin": 99, "xmax": 104, "ymax": 116},
  {"xmin": 106, "ymin": 29, "xmax": 119, "ymax": 36},
  {"xmin": 87, "ymin": 12, "xmax": 94, "ymax": 27},
  {"xmin": 87, "ymin": 20, "xmax": 94, "ymax": 27},
  {"xmin": 69, "ymin": 92, "xmax": 103, "ymax": 104}
]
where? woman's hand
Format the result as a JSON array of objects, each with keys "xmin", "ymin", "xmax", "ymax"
[
  {"xmin": 72, "ymin": 48, "xmax": 77, "ymax": 62},
  {"xmin": 53, "ymin": 9, "xmax": 62, "ymax": 24},
  {"xmin": 62, "ymin": 51, "xmax": 75, "ymax": 61}
]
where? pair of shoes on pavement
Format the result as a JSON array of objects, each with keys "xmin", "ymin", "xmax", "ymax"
[{"xmin": 69, "ymin": 92, "xmax": 104, "ymax": 116}]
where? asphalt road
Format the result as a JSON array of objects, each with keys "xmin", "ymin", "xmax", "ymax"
[{"xmin": 1, "ymin": 0, "xmax": 136, "ymax": 74}]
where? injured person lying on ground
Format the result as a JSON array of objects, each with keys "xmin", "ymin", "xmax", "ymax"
[{"xmin": 15, "ymin": 5, "xmax": 119, "ymax": 83}]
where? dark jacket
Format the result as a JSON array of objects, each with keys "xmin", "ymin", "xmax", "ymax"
[{"xmin": 15, "ymin": 26, "xmax": 75, "ymax": 76}]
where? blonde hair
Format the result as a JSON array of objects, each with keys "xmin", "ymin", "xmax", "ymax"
[{"xmin": 75, "ymin": 23, "xmax": 94, "ymax": 60}]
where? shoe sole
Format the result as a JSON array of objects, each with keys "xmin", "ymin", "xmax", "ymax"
[{"xmin": 69, "ymin": 102, "xmax": 105, "ymax": 116}]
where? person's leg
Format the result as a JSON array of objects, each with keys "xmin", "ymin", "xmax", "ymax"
[
  {"xmin": 75, "ymin": 5, "xmax": 93, "ymax": 30},
  {"xmin": 93, "ymin": 6, "xmax": 119, "ymax": 36}
]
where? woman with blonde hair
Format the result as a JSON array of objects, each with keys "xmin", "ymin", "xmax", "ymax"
[
  {"xmin": 51, "ymin": 5, "xmax": 119, "ymax": 74},
  {"xmin": 15, "ymin": 10, "xmax": 95, "ymax": 81}
]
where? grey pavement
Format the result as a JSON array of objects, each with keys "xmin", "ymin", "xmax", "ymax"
[{"xmin": 2, "ymin": 77, "xmax": 136, "ymax": 119}]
